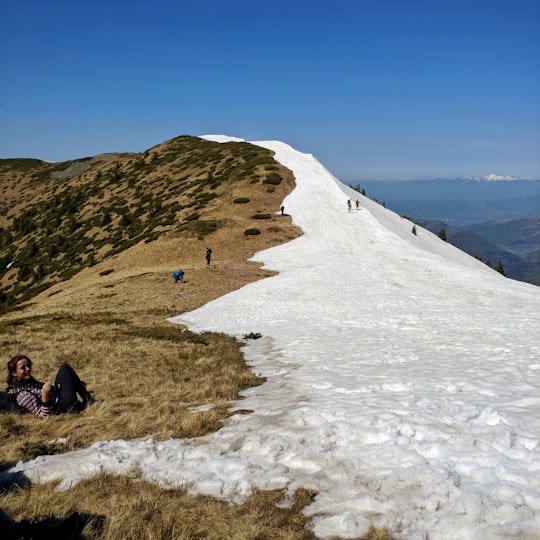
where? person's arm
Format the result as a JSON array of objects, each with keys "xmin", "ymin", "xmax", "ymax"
[
  {"xmin": 41, "ymin": 380, "xmax": 53, "ymax": 404},
  {"xmin": 15, "ymin": 384, "xmax": 54, "ymax": 418}
]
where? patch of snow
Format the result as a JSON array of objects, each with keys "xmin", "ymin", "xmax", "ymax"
[{"xmin": 200, "ymin": 134, "xmax": 246, "ymax": 143}]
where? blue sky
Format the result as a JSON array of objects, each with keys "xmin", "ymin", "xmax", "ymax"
[{"xmin": 1, "ymin": 0, "xmax": 539, "ymax": 179}]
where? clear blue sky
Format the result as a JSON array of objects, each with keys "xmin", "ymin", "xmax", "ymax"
[{"xmin": 1, "ymin": 0, "xmax": 539, "ymax": 179}]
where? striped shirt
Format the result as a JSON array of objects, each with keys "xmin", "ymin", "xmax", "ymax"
[{"xmin": 8, "ymin": 382, "xmax": 58, "ymax": 418}]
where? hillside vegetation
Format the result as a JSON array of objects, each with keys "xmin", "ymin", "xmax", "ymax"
[{"xmin": 0, "ymin": 135, "xmax": 299, "ymax": 313}]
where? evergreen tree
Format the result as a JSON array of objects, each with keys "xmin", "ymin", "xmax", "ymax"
[{"xmin": 101, "ymin": 212, "xmax": 112, "ymax": 226}]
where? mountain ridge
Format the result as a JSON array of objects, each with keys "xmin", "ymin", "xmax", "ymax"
[{"xmin": 0, "ymin": 135, "xmax": 301, "ymax": 314}]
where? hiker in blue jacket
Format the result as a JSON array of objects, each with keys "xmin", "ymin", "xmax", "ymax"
[{"xmin": 172, "ymin": 269, "xmax": 184, "ymax": 283}]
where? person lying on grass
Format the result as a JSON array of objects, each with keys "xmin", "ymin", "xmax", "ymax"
[{"xmin": 6, "ymin": 355, "xmax": 94, "ymax": 418}]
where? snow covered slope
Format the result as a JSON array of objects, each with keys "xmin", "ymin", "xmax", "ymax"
[{"xmin": 6, "ymin": 137, "xmax": 540, "ymax": 540}]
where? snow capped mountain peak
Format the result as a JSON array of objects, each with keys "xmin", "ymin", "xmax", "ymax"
[
  {"xmin": 485, "ymin": 173, "xmax": 517, "ymax": 181},
  {"xmin": 462, "ymin": 173, "xmax": 525, "ymax": 181}
]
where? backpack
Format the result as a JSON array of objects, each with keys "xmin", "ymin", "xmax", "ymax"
[{"xmin": 0, "ymin": 391, "xmax": 29, "ymax": 414}]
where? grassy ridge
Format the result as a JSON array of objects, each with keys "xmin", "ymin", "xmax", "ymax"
[{"xmin": 0, "ymin": 136, "xmax": 293, "ymax": 312}]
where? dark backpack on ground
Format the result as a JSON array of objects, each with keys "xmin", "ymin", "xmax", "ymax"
[{"xmin": 0, "ymin": 391, "xmax": 28, "ymax": 414}]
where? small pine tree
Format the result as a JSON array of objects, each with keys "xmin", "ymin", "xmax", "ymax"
[
  {"xmin": 120, "ymin": 213, "xmax": 132, "ymax": 227},
  {"xmin": 412, "ymin": 225, "xmax": 417, "ymax": 235},
  {"xmin": 33, "ymin": 263, "xmax": 45, "ymax": 280},
  {"xmin": 101, "ymin": 212, "xmax": 112, "ymax": 226},
  {"xmin": 496, "ymin": 261, "xmax": 506, "ymax": 276},
  {"xmin": 18, "ymin": 263, "xmax": 32, "ymax": 281},
  {"xmin": 438, "ymin": 229, "xmax": 447, "ymax": 241}
]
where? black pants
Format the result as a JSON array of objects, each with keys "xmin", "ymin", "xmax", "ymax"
[{"xmin": 54, "ymin": 363, "xmax": 87, "ymax": 413}]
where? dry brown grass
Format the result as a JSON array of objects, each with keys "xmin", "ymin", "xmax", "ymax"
[
  {"xmin": 0, "ymin": 315, "xmax": 262, "ymax": 466},
  {"xmin": 1, "ymin": 473, "xmax": 394, "ymax": 539},
  {"xmin": 0, "ymin": 139, "xmax": 394, "ymax": 539}
]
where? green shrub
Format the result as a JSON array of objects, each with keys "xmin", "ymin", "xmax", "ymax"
[
  {"xmin": 244, "ymin": 228, "xmax": 261, "ymax": 236},
  {"xmin": 252, "ymin": 214, "xmax": 271, "ymax": 220},
  {"xmin": 263, "ymin": 173, "xmax": 282, "ymax": 185},
  {"xmin": 233, "ymin": 197, "xmax": 250, "ymax": 204},
  {"xmin": 194, "ymin": 191, "xmax": 218, "ymax": 204},
  {"xmin": 120, "ymin": 214, "xmax": 132, "ymax": 227},
  {"xmin": 178, "ymin": 220, "xmax": 219, "ymax": 239}
]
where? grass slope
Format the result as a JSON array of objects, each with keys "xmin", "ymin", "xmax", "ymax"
[{"xmin": 0, "ymin": 136, "xmax": 298, "ymax": 312}]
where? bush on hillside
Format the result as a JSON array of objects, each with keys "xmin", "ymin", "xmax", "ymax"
[
  {"xmin": 178, "ymin": 220, "xmax": 219, "ymax": 239},
  {"xmin": 263, "ymin": 173, "xmax": 282, "ymax": 185}
]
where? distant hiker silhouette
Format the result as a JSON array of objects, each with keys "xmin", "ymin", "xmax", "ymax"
[
  {"xmin": 355, "ymin": 199, "xmax": 360, "ymax": 211},
  {"xmin": 347, "ymin": 199, "xmax": 352, "ymax": 212},
  {"xmin": 172, "ymin": 269, "xmax": 184, "ymax": 283},
  {"xmin": 205, "ymin": 247, "xmax": 212, "ymax": 265},
  {"xmin": 280, "ymin": 205, "xmax": 285, "ymax": 216}
]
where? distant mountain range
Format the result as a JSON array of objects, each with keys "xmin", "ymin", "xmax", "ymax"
[
  {"xmin": 353, "ymin": 177, "xmax": 540, "ymax": 226},
  {"xmin": 415, "ymin": 217, "xmax": 540, "ymax": 286},
  {"xmin": 461, "ymin": 174, "xmax": 531, "ymax": 181},
  {"xmin": 349, "ymin": 178, "xmax": 540, "ymax": 286}
]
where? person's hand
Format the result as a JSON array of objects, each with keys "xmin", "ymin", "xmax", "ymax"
[{"xmin": 41, "ymin": 380, "xmax": 54, "ymax": 403}]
